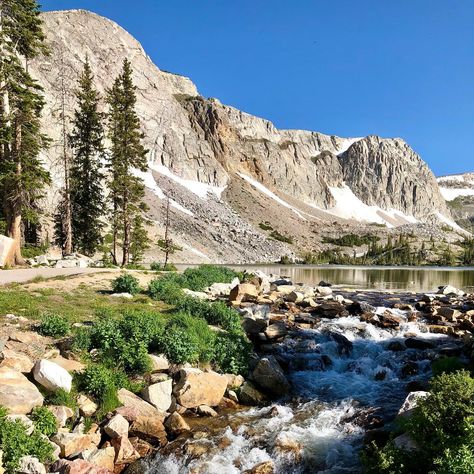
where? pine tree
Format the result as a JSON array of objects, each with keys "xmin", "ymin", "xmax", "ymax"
[
  {"xmin": 0, "ymin": 0, "xmax": 50, "ymax": 266},
  {"xmin": 68, "ymin": 59, "xmax": 105, "ymax": 256},
  {"xmin": 106, "ymin": 59, "xmax": 148, "ymax": 266},
  {"xmin": 129, "ymin": 214, "xmax": 150, "ymax": 264}
]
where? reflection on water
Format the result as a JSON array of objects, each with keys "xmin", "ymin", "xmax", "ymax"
[{"xmin": 228, "ymin": 265, "xmax": 474, "ymax": 292}]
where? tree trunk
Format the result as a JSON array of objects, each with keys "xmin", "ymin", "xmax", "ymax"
[
  {"xmin": 5, "ymin": 121, "xmax": 25, "ymax": 266},
  {"xmin": 60, "ymin": 59, "xmax": 73, "ymax": 255},
  {"xmin": 122, "ymin": 205, "xmax": 130, "ymax": 267}
]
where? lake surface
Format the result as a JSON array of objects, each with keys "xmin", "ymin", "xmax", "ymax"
[{"xmin": 227, "ymin": 264, "xmax": 474, "ymax": 292}]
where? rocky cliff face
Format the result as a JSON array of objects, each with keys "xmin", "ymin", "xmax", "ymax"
[
  {"xmin": 28, "ymin": 9, "xmax": 461, "ymax": 262},
  {"xmin": 340, "ymin": 136, "xmax": 451, "ymax": 221}
]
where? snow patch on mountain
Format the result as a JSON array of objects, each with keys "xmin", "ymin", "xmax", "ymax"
[
  {"xmin": 133, "ymin": 169, "xmax": 194, "ymax": 216},
  {"xmin": 237, "ymin": 173, "xmax": 307, "ymax": 220},
  {"xmin": 149, "ymin": 163, "xmax": 226, "ymax": 199}
]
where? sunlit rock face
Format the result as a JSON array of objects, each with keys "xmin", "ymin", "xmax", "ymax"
[{"xmin": 30, "ymin": 10, "xmax": 456, "ymax": 262}]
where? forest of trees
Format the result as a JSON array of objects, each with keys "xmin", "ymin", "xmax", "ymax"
[{"xmin": 0, "ymin": 1, "xmax": 150, "ymax": 266}]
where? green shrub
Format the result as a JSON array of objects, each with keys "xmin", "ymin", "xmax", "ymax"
[
  {"xmin": 81, "ymin": 311, "xmax": 164, "ymax": 374},
  {"xmin": 270, "ymin": 230, "xmax": 293, "ymax": 244},
  {"xmin": 148, "ymin": 275, "xmax": 184, "ymax": 304},
  {"xmin": 213, "ymin": 332, "xmax": 251, "ymax": 374},
  {"xmin": 71, "ymin": 327, "xmax": 92, "ymax": 352},
  {"xmin": 0, "ymin": 408, "xmax": 54, "ymax": 472},
  {"xmin": 158, "ymin": 327, "xmax": 200, "ymax": 364},
  {"xmin": 167, "ymin": 312, "xmax": 216, "ymax": 362},
  {"xmin": 21, "ymin": 243, "xmax": 48, "ymax": 259},
  {"xmin": 38, "ymin": 313, "xmax": 70, "ymax": 338},
  {"xmin": 31, "ymin": 406, "xmax": 58, "ymax": 437},
  {"xmin": 111, "ymin": 273, "xmax": 141, "ymax": 295},
  {"xmin": 362, "ymin": 370, "xmax": 474, "ymax": 473},
  {"xmin": 432, "ymin": 356, "xmax": 466, "ymax": 376},
  {"xmin": 181, "ymin": 264, "xmax": 240, "ymax": 291},
  {"xmin": 175, "ymin": 297, "xmax": 241, "ymax": 332},
  {"xmin": 259, "ymin": 222, "xmax": 273, "ymax": 231},
  {"xmin": 150, "ymin": 262, "xmax": 177, "ymax": 272}
]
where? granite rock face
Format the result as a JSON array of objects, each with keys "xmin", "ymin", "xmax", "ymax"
[
  {"xmin": 28, "ymin": 10, "xmax": 459, "ymax": 263},
  {"xmin": 340, "ymin": 136, "xmax": 451, "ymax": 221}
]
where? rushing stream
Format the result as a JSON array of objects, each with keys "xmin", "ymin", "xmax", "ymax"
[{"xmin": 143, "ymin": 294, "xmax": 461, "ymax": 473}]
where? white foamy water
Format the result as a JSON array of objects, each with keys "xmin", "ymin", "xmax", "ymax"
[{"xmin": 144, "ymin": 308, "xmax": 453, "ymax": 473}]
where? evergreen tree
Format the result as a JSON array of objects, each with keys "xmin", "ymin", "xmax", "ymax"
[
  {"xmin": 106, "ymin": 59, "xmax": 148, "ymax": 266},
  {"xmin": 68, "ymin": 59, "xmax": 105, "ymax": 255},
  {"xmin": 129, "ymin": 214, "xmax": 150, "ymax": 264},
  {"xmin": 0, "ymin": 0, "xmax": 50, "ymax": 265}
]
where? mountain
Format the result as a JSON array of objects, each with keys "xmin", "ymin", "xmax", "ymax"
[
  {"xmin": 30, "ymin": 9, "xmax": 463, "ymax": 263},
  {"xmin": 437, "ymin": 173, "xmax": 474, "ymax": 232}
]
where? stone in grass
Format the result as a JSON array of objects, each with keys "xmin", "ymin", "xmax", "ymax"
[
  {"xmin": 0, "ymin": 349, "xmax": 34, "ymax": 373},
  {"xmin": 77, "ymin": 394, "xmax": 98, "ymax": 417},
  {"xmin": 149, "ymin": 354, "xmax": 169, "ymax": 372},
  {"xmin": 33, "ymin": 359, "xmax": 72, "ymax": 393}
]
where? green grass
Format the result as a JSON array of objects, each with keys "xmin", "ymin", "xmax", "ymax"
[{"xmin": 0, "ymin": 286, "xmax": 167, "ymax": 323}]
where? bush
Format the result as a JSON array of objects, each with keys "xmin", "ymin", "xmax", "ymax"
[
  {"xmin": 0, "ymin": 407, "xmax": 54, "ymax": 472},
  {"xmin": 164, "ymin": 312, "xmax": 216, "ymax": 363},
  {"xmin": 86, "ymin": 311, "xmax": 164, "ymax": 374},
  {"xmin": 176, "ymin": 297, "xmax": 241, "ymax": 332},
  {"xmin": 150, "ymin": 262, "xmax": 177, "ymax": 272},
  {"xmin": 362, "ymin": 370, "xmax": 474, "ymax": 473},
  {"xmin": 323, "ymin": 233, "xmax": 379, "ymax": 247},
  {"xmin": 213, "ymin": 332, "xmax": 251, "ymax": 374},
  {"xmin": 31, "ymin": 406, "xmax": 57, "ymax": 437},
  {"xmin": 270, "ymin": 230, "xmax": 293, "ymax": 244},
  {"xmin": 148, "ymin": 276, "xmax": 184, "ymax": 304},
  {"xmin": 38, "ymin": 313, "xmax": 70, "ymax": 338},
  {"xmin": 181, "ymin": 264, "xmax": 240, "ymax": 291},
  {"xmin": 111, "ymin": 273, "xmax": 141, "ymax": 295}
]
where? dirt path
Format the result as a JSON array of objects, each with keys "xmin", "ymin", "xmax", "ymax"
[{"xmin": 0, "ymin": 267, "xmax": 113, "ymax": 286}]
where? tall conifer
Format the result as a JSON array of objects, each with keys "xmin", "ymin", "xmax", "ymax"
[
  {"xmin": 0, "ymin": 0, "xmax": 50, "ymax": 265},
  {"xmin": 68, "ymin": 59, "xmax": 105, "ymax": 255},
  {"xmin": 106, "ymin": 59, "xmax": 148, "ymax": 266}
]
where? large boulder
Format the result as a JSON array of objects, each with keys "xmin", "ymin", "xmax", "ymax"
[
  {"xmin": 79, "ymin": 447, "xmax": 115, "ymax": 471},
  {"xmin": 0, "ymin": 349, "xmax": 34, "ymax": 373},
  {"xmin": 0, "ymin": 235, "xmax": 14, "ymax": 267},
  {"xmin": 437, "ymin": 285, "xmax": 465, "ymax": 297},
  {"xmin": 251, "ymin": 356, "xmax": 290, "ymax": 397},
  {"xmin": 117, "ymin": 389, "xmax": 159, "ymax": 417},
  {"xmin": 103, "ymin": 414, "xmax": 129, "ymax": 439},
  {"xmin": 33, "ymin": 359, "xmax": 72, "ymax": 393},
  {"xmin": 238, "ymin": 381, "xmax": 267, "ymax": 406},
  {"xmin": 18, "ymin": 455, "xmax": 46, "ymax": 474},
  {"xmin": 229, "ymin": 283, "xmax": 259, "ymax": 304},
  {"xmin": 397, "ymin": 391, "xmax": 430, "ymax": 418},
  {"xmin": 51, "ymin": 459, "xmax": 112, "ymax": 473},
  {"xmin": 141, "ymin": 379, "xmax": 172, "ymax": 412},
  {"xmin": 129, "ymin": 415, "xmax": 167, "ymax": 446},
  {"xmin": 164, "ymin": 412, "xmax": 191, "ymax": 436},
  {"xmin": 0, "ymin": 367, "xmax": 44, "ymax": 414},
  {"xmin": 173, "ymin": 368, "xmax": 227, "ymax": 408},
  {"xmin": 51, "ymin": 432, "xmax": 100, "ymax": 458}
]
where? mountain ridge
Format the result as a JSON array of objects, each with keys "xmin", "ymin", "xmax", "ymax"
[{"xmin": 30, "ymin": 9, "xmax": 465, "ymax": 262}]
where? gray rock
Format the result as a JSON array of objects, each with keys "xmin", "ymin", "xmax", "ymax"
[{"xmin": 251, "ymin": 356, "xmax": 290, "ymax": 397}]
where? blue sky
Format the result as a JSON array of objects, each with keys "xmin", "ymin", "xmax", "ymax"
[{"xmin": 43, "ymin": 0, "xmax": 473, "ymax": 176}]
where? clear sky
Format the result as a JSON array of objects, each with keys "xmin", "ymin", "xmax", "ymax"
[{"xmin": 43, "ymin": 0, "xmax": 473, "ymax": 176}]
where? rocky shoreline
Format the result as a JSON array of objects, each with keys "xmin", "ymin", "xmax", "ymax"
[{"xmin": 0, "ymin": 271, "xmax": 472, "ymax": 473}]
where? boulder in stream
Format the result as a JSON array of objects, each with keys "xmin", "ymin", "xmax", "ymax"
[{"xmin": 251, "ymin": 356, "xmax": 290, "ymax": 397}]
